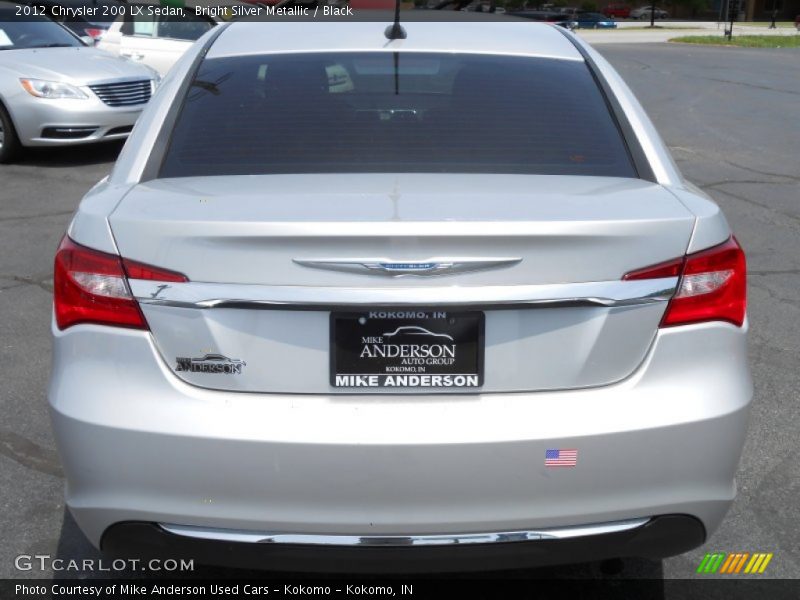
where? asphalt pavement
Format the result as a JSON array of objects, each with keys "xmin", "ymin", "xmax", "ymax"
[{"xmin": 0, "ymin": 43, "xmax": 798, "ymax": 584}]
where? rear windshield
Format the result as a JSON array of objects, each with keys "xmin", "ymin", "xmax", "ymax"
[{"xmin": 160, "ymin": 52, "xmax": 637, "ymax": 178}]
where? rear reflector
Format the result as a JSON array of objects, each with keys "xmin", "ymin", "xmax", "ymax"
[
  {"xmin": 54, "ymin": 236, "xmax": 189, "ymax": 330},
  {"xmin": 623, "ymin": 236, "xmax": 746, "ymax": 328},
  {"xmin": 83, "ymin": 28, "xmax": 106, "ymax": 40}
]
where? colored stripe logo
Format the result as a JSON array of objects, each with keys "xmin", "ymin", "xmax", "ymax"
[{"xmin": 696, "ymin": 552, "xmax": 773, "ymax": 574}]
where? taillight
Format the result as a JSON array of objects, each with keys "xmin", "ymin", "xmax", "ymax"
[
  {"xmin": 53, "ymin": 236, "xmax": 187, "ymax": 330},
  {"xmin": 623, "ymin": 236, "xmax": 746, "ymax": 328},
  {"xmin": 83, "ymin": 28, "xmax": 105, "ymax": 40},
  {"xmin": 122, "ymin": 259, "xmax": 188, "ymax": 282}
]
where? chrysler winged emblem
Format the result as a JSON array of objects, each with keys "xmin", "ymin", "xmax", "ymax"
[{"xmin": 292, "ymin": 257, "xmax": 522, "ymax": 277}]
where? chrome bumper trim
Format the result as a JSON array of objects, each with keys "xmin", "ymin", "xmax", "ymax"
[
  {"xmin": 158, "ymin": 518, "xmax": 650, "ymax": 547},
  {"xmin": 131, "ymin": 278, "xmax": 677, "ymax": 311}
]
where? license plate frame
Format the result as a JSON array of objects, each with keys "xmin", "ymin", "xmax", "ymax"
[{"xmin": 330, "ymin": 310, "xmax": 484, "ymax": 389}]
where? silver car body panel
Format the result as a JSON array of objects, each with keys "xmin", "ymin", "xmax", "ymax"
[
  {"xmin": 205, "ymin": 21, "xmax": 585, "ymax": 62},
  {"xmin": 49, "ymin": 20, "xmax": 751, "ymax": 556},
  {"xmin": 138, "ymin": 303, "xmax": 669, "ymax": 394},
  {"xmin": 66, "ymin": 177, "xmax": 132, "ymax": 255},
  {"xmin": 668, "ymin": 185, "xmax": 733, "ymax": 254},
  {"xmin": 108, "ymin": 174, "xmax": 695, "ymax": 286},
  {"xmin": 0, "ymin": 46, "xmax": 157, "ymax": 146},
  {"xmin": 50, "ymin": 320, "xmax": 751, "ymax": 547},
  {"xmin": 108, "ymin": 174, "xmax": 694, "ymax": 393}
]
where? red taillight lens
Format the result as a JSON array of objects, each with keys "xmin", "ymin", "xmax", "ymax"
[
  {"xmin": 623, "ymin": 236, "xmax": 746, "ymax": 328},
  {"xmin": 623, "ymin": 257, "xmax": 684, "ymax": 281},
  {"xmin": 54, "ymin": 236, "xmax": 189, "ymax": 330},
  {"xmin": 54, "ymin": 236, "xmax": 145, "ymax": 330},
  {"xmin": 664, "ymin": 237, "xmax": 746, "ymax": 327},
  {"xmin": 122, "ymin": 259, "xmax": 188, "ymax": 283}
]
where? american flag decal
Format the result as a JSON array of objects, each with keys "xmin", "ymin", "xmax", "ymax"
[{"xmin": 545, "ymin": 448, "xmax": 578, "ymax": 467}]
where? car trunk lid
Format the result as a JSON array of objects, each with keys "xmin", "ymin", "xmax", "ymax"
[{"xmin": 109, "ymin": 173, "xmax": 694, "ymax": 394}]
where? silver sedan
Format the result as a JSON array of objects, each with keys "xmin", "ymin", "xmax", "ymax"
[
  {"xmin": 49, "ymin": 18, "xmax": 751, "ymax": 571},
  {"xmin": 0, "ymin": 2, "xmax": 158, "ymax": 162}
]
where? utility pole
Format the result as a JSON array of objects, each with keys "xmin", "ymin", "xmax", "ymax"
[
  {"xmin": 723, "ymin": 0, "xmax": 731, "ymax": 39},
  {"xmin": 650, "ymin": 0, "xmax": 656, "ymax": 27},
  {"xmin": 727, "ymin": 0, "xmax": 737, "ymax": 40}
]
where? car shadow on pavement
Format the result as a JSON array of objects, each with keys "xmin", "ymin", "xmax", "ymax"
[
  {"xmin": 13, "ymin": 141, "xmax": 125, "ymax": 168},
  {"xmin": 53, "ymin": 510, "xmax": 665, "ymax": 587}
]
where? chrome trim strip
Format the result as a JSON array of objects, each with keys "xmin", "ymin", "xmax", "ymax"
[
  {"xmin": 159, "ymin": 518, "xmax": 650, "ymax": 547},
  {"xmin": 131, "ymin": 278, "xmax": 677, "ymax": 311},
  {"xmin": 293, "ymin": 257, "xmax": 523, "ymax": 277}
]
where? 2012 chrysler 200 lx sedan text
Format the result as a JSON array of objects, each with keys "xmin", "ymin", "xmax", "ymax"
[{"xmin": 49, "ymin": 18, "xmax": 752, "ymax": 572}]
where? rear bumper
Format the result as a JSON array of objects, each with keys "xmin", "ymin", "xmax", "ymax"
[
  {"xmin": 48, "ymin": 320, "xmax": 751, "ymax": 568},
  {"xmin": 102, "ymin": 515, "xmax": 705, "ymax": 573}
]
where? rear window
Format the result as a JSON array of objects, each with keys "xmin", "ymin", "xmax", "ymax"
[{"xmin": 160, "ymin": 52, "xmax": 637, "ymax": 178}]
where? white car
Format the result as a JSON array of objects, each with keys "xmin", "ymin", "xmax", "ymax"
[
  {"xmin": 0, "ymin": 2, "xmax": 158, "ymax": 162},
  {"xmin": 96, "ymin": 0, "xmax": 238, "ymax": 75},
  {"xmin": 629, "ymin": 6, "xmax": 670, "ymax": 19}
]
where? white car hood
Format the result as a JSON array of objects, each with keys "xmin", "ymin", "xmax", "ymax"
[{"xmin": 0, "ymin": 46, "xmax": 154, "ymax": 85}]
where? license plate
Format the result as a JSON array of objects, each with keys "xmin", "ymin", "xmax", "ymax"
[{"xmin": 331, "ymin": 311, "xmax": 484, "ymax": 389}]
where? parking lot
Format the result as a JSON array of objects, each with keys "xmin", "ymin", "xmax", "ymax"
[{"xmin": 0, "ymin": 43, "xmax": 798, "ymax": 582}]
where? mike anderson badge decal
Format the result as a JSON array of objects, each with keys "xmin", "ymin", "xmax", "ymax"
[
  {"xmin": 332, "ymin": 312, "xmax": 483, "ymax": 388},
  {"xmin": 175, "ymin": 353, "xmax": 246, "ymax": 375}
]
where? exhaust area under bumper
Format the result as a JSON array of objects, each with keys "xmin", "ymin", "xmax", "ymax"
[{"xmin": 101, "ymin": 515, "xmax": 706, "ymax": 573}]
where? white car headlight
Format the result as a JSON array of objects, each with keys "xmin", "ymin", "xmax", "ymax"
[{"xmin": 19, "ymin": 79, "xmax": 88, "ymax": 100}]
